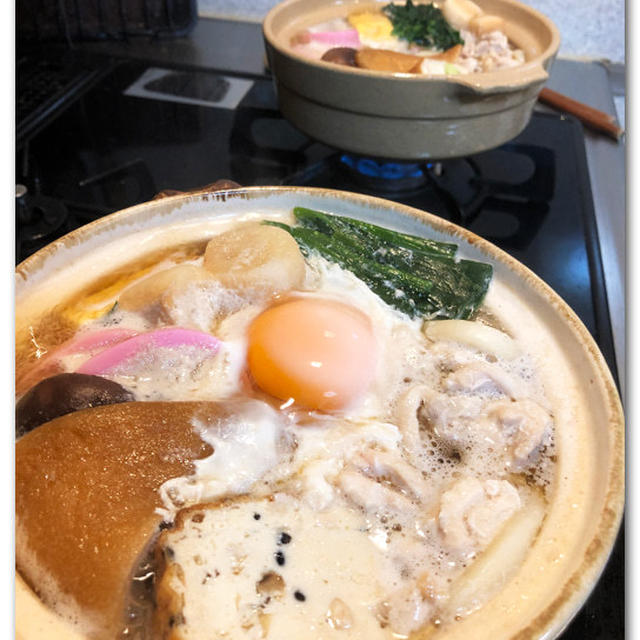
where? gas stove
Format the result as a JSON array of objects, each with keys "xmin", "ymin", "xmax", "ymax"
[
  {"xmin": 15, "ymin": 22, "xmax": 624, "ymax": 638},
  {"xmin": 15, "ymin": 61, "xmax": 618, "ymax": 375}
]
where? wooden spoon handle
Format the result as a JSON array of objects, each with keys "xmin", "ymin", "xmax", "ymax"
[{"xmin": 538, "ymin": 87, "xmax": 624, "ymax": 141}]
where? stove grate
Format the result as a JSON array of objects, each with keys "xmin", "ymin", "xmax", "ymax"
[{"xmin": 16, "ymin": 0, "xmax": 197, "ymax": 43}]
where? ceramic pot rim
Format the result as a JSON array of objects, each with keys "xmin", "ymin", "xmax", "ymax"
[
  {"xmin": 15, "ymin": 186, "xmax": 623, "ymax": 640},
  {"xmin": 263, "ymin": 0, "xmax": 561, "ymax": 94}
]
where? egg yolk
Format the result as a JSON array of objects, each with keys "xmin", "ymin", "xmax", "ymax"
[{"xmin": 247, "ymin": 298, "xmax": 377, "ymax": 411}]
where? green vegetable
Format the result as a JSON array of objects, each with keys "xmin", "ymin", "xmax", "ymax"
[
  {"xmin": 444, "ymin": 62, "xmax": 461, "ymax": 74},
  {"xmin": 267, "ymin": 221, "xmax": 434, "ymax": 317},
  {"xmin": 292, "ymin": 206, "xmax": 457, "ymax": 258},
  {"xmin": 265, "ymin": 209, "xmax": 493, "ymax": 320},
  {"xmin": 383, "ymin": 0, "xmax": 464, "ymax": 51}
]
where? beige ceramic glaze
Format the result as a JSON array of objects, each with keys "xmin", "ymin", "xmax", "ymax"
[
  {"xmin": 263, "ymin": 0, "xmax": 560, "ymax": 159},
  {"xmin": 15, "ymin": 187, "xmax": 622, "ymax": 640}
]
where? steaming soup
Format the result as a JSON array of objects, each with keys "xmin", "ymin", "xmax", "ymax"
[
  {"xmin": 16, "ymin": 207, "xmax": 558, "ymax": 639},
  {"xmin": 289, "ymin": 0, "xmax": 525, "ymax": 75}
]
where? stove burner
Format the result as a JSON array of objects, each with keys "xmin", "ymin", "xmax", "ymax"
[
  {"xmin": 424, "ymin": 144, "xmax": 554, "ymax": 249},
  {"xmin": 230, "ymin": 115, "xmax": 555, "ymax": 251},
  {"xmin": 15, "ymin": 149, "xmax": 157, "ymax": 263},
  {"xmin": 16, "ymin": 184, "xmax": 69, "ymax": 258},
  {"xmin": 339, "ymin": 154, "xmax": 429, "ymax": 192}
]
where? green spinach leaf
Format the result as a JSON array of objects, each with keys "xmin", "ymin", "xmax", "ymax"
[{"xmin": 383, "ymin": 0, "xmax": 464, "ymax": 51}]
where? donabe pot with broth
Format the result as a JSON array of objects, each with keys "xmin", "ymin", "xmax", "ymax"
[
  {"xmin": 263, "ymin": 0, "xmax": 560, "ymax": 159},
  {"xmin": 15, "ymin": 187, "xmax": 622, "ymax": 640}
]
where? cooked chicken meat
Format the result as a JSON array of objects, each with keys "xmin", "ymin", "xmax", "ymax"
[
  {"xmin": 488, "ymin": 398, "xmax": 553, "ymax": 469},
  {"xmin": 379, "ymin": 574, "xmax": 442, "ymax": 636},
  {"xmin": 353, "ymin": 449, "xmax": 433, "ymax": 502},
  {"xmin": 338, "ymin": 470, "xmax": 417, "ymax": 515},
  {"xmin": 444, "ymin": 361, "xmax": 523, "ymax": 398},
  {"xmin": 438, "ymin": 477, "xmax": 521, "ymax": 554}
]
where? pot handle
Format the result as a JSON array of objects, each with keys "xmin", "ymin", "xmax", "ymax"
[
  {"xmin": 153, "ymin": 179, "xmax": 242, "ymax": 200},
  {"xmin": 451, "ymin": 63, "xmax": 549, "ymax": 95}
]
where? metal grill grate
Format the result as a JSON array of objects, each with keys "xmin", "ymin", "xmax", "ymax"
[
  {"xmin": 16, "ymin": 0, "xmax": 197, "ymax": 43},
  {"xmin": 16, "ymin": 53, "xmax": 115, "ymax": 146}
]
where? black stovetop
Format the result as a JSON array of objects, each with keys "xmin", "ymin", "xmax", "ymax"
[{"xmin": 15, "ymin": 59, "xmax": 623, "ymax": 638}]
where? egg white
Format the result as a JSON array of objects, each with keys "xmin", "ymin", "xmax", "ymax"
[
  {"xmin": 299, "ymin": 254, "xmax": 433, "ymax": 420},
  {"xmin": 200, "ymin": 252, "xmax": 434, "ymax": 418}
]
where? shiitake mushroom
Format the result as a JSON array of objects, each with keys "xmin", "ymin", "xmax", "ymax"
[
  {"xmin": 321, "ymin": 47, "xmax": 358, "ymax": 67},
  {"xmin": 16, "ymin": 373, "xmax": 134, "ymax": 436}
]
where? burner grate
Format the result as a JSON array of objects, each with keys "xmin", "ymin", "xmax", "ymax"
[
  {"xmin": 16, "ymin": 0, "xmax": 197, "ymax": 43},
  {"xmin": 16, "ymin": 53, "xmax": 116, "ymax": 147}
]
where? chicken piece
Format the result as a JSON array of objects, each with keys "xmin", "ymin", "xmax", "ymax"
[
  {"xmin": 353, "ymin": 449, "xmax": 433, "ymax": 502},
  {"xmin": 488, "ymin": 398, "xmax": 553, "ymax": 469},
  {"xmin": 420, "ymin": 390, "xmax": 481, "ymax": 428},
  {"xmin": 396, "ymin": 386, "xmax": 504, "ymax": 456},
  {"xmin": 427, "ymin": 341, "xmax": 476, "ymax": 370},
  {"xmin": 378, "ymin": 572, "xmax": 447, "ymax": 636},
  {"xmin": 419, "ymin": 391, "xmax": 501, "ymax": 448},
  {"xmin": 338, "ymin": 470, "xmax": 416, "ymax": 515},
  {"xmin": 438, "ymin": 477, "xmax": 521, "ymax": 554},
  {"xmin": 444, "ymin": 487, "xmax": 545, "ymax": 620},
  {"xmin": 444, "ymin": 361, "xmax": 522, "ymax": 398}
]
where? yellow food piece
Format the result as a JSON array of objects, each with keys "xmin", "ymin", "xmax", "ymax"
[
  {"xmin": 203, "ymin": 222, "xmax": 305, "ymax": 296},
  {"xmin": 355, "ymin": 48, "xmax": 423, "ymax": 73},
  {"xmin": 347, "ymin": 11, "xmax": 394, "ymax": 41},
  {"xmin": 62, "ymin": 266, "xmax": 156, "ymax": 324}
]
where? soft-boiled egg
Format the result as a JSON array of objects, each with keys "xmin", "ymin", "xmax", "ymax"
[{"xmin": 247, "ymin": 298, "xmax": 377, "ymax": 411}]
